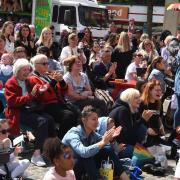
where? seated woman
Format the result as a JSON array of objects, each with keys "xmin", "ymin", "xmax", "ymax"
[
  {"xmin": 62, "ymin": 105, "xmax": 129, "ymax": 180},
  {"xmin": 139, "ymin": 80, "xmax": 165, "ymax": 147},
  {"xmin": 109, "ymin": 88, "xmax": 147, "ymax": 156},
  {"xmin": 146, "ymin": 56, "xmax": 173, "ymax": 101},
  {"xmin": 29, "ymin": 54, "xmax": 78, "ymax": 138},
  {"xmin": 125, "ymin": 51, "xmax": 144, "ymax": 81},
  {"xmin": 63, "ymin": 56, "xmax": 107, "ymax": 116},
  {"xmin": 4, "ymin": 59, "xmax": 55, "ymax": 167}
]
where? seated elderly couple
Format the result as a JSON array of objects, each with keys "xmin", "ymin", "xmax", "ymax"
[{"xmin": 4, "ymin": 54, "xmax": 107, "ymax": 167}]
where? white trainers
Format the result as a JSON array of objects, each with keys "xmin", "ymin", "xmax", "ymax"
[{"xmin": 31, "ymin": 155, "xmax": 46, "ymax": 167}]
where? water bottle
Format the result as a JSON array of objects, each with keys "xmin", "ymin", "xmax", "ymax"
[{"xmin": 131, "ymin": 156, "xmax": 138, "ymax": 166}]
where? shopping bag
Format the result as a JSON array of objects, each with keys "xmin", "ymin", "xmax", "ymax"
[{"xmin": 99, "ymin": 158, "xmax": 114, "ymax": 180}]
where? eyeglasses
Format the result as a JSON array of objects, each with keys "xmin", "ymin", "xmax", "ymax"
[
  {"xmin": 0, "ymin": 128, "xmax": 10, "ymax": 134},
  {"xmin": 136, "ymin": 54, "xmax": 143, "ymax": 57},
  {"xmin": 36, "ymin": 62, "xmax": 49, "ymax": 66},
  {"xmin": 63, "ymin": 152, "xmax": 73, "ymax": 159}
]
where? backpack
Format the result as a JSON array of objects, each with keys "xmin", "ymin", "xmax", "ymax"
[{"xmin": 94, "ymin": 89, "xmax": 114, "ymax": 111}]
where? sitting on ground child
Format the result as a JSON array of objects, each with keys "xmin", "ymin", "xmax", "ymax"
[{"xmin": 0, "ymin": 119, "xmax": 30, "ymax": 179}]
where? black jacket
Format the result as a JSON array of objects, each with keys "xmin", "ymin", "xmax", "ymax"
[{"xmin": 109, "ymin": 99, "xmax": 143, "ymax": 145}]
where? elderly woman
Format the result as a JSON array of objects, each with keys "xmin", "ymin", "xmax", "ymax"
[
  {"xmin": 29, "ymin": 54, "xmax": 77, "ymax": 138},
  {"xmin": 4, "ymin": 59, "xmax": 55, "ymax": 167},
  {"xmin": 62, "ymin": 105, "xmax": 129, "ymax": 180},
  {"xmin": 109, "ymin": 88, "xmax": 147, "ymax": 146},
  {"xmin": 63, "ymin": 55, "xmax": 107, "ymax": 116}
]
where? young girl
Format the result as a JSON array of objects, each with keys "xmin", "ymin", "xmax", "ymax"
[
  {"xmin": 0, "ymin": 118, "xmax": 30, "ymax": 179},
  {"xmin": 0, "ymin": 53, "xmax": 13, "ymax": 87},
  {"xmin": 89, "ymin": 41, "xmax": 101, "ymax": 69},
  {"xmin": 43, "ymin": 137, "xmax": 76, "ymax": 180}
]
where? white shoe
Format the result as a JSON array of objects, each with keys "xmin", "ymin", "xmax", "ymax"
[{"xmin": 31, "ymin": 155, "xmax": 46, "ymax": 167}]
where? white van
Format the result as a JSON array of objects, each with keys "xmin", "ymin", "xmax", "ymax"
[{"xmin": 33, "ymin": 0, "xmax": 109, "ymax": 41}]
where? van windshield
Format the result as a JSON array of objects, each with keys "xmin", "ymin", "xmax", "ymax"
[{"xmin": 78, "ymin": 6, "xmax": 108, "ymax": 28}]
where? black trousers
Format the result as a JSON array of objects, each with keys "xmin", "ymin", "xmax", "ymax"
[
  {"xmin": 20, "ymin": 111, "xmax": 55, "ymax": 149},
  {"xmin": 44, "ymin": 102, "xmax": 78, "ymax": 139},
  {"xmin": 74, "ymin": 98, "xmax": 108, "ymax": 116}
]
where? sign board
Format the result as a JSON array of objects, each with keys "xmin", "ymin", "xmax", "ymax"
[
  {"xmin": 35, "ymin": 0, "xmax": 52, "ymax": 36},
  {"xmin": 107, "ymin": 5, "xmax": 129, "ymax": 20}
]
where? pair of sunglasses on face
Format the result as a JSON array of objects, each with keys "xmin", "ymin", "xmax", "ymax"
[{"xmin": 0, "ymin": 128, "xmax": 10, "ymax": 134}]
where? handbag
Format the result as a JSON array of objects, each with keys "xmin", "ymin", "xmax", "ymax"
[
  {"xmin": 24, "ymin": 101, "xmax": 44, "ymax": 113},
  {"xmin": 94, "ymin": 89, "xmax": 114, "ymax": 111}
]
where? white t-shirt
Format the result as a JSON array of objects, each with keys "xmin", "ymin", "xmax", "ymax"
[
  {"xmin": 5, "ymin": 39, "xmax": 14, "ymax": 53},
  {"xmin": 43, "ymin": 168, "xmax": 76, "ymax": 180},
  {"xmin": 60, "ymin": 46, "xmax": 86, "ymax": 65},
  {"xmin": 125, "ymin": 62, "xmax": 139, "ymax": 80}
]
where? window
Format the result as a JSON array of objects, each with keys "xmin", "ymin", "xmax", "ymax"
[
  {"xmin": 52, "ymin": 5, "xmax": 58, "ymax": 22},
  {"xmin": 78, "ymin": 6, "xmax": 109, "ymax": 28},
  {"xmin": 58, "ymin": 6, "xmax": 76, "ymax": 26},
  {"xmin": 98, "ymin": 0, "xmax": 165, "ymax": 6}
]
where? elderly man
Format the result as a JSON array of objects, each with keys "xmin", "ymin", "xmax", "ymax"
[{"xmin": 92, "ymin": 47, "xmax": 117, "ymax": 90}]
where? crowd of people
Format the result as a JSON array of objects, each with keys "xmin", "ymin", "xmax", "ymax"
[{"xmin": 0, "ymin": 19, "xmax": 180, "ymax": 180}]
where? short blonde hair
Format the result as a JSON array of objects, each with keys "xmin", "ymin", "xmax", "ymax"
[
  {"xmin": 120, "ymin": 88, "xmax": 140, "ymax": 112},
  {"xmin": 164, "ymin": 35, "xmax": 174, "ymax": 46}
]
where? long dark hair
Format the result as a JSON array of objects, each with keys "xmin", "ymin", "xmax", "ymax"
[
  {"xmin": 43, "ymin": 137, "xmax": 70, "ymax": 164},
  {"xmin": 17, "ymin": 24, "xmax": 31, "ymax": 41},
  {"xmin": 145, "ymin": 56, "xmax": 163, "ymax": 79}
]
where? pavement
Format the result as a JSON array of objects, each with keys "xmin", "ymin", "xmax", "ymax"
[{"xmin": 23, "ymin": 156, "xmax": 177, "ymax": 180}]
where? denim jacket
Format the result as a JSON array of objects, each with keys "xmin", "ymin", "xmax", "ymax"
[
  {"xmin": 175, "ymin": 50, "xmax": 180, "ymax": 96},
  {"xmin": 62, "ymin": 125, "xmax": 102, "ymax": 158}
]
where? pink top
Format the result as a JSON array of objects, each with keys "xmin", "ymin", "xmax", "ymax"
[{"xmin": 43, "ymin": 167, "xmax": 76, "ymax": 180}]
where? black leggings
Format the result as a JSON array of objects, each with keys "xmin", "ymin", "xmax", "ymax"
[{"xmin": 44, "ymin": 102, "xmax": 78, "ymax": 139}]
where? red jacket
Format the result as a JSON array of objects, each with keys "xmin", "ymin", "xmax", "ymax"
[
  {"xmin": 27, "ymin": 74, "xmax": 68, "ymax": 105},
  {"xmin": 4, "ymin": 76, "xmax": 34, "ymax": 135}
]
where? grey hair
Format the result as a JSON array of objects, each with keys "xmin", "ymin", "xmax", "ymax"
[
  {"xmin": 120, "ymin": 88, "xmax": 140, "ymax": 113},
  {"xmin": 30, "ymin": 54, "xmax": 48, "ymax": 69},
  {"xmin": 13, "ymin": 58, "xmax": 31, "ymax": 76}
]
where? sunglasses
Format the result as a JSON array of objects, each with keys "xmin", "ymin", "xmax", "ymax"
[
  {"xmin": 63, "ymin": 152, "xmax": 73, "ymax": 159},
  {"xmin": 0, "ymin": 128, "xmax": 10, "ymax": 134},
  {"xmin": 36, "ymin": 62, "xmax": 49, "ymax": 66},
  {"xmin": 136, "ymin": 54, "xmax": 143, "ymax": 57}
]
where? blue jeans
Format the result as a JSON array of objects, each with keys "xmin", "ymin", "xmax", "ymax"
[
  {"xmin": 118, "ymin": 145, "xmax": 134, "ymax": 159},
  {"xmin": 74, "ymin": 146, "xmax": 124, "ymax": 180},
  {"xmin": 174, "ymin": 95, "xmax": 180, "ymax": 128}
]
